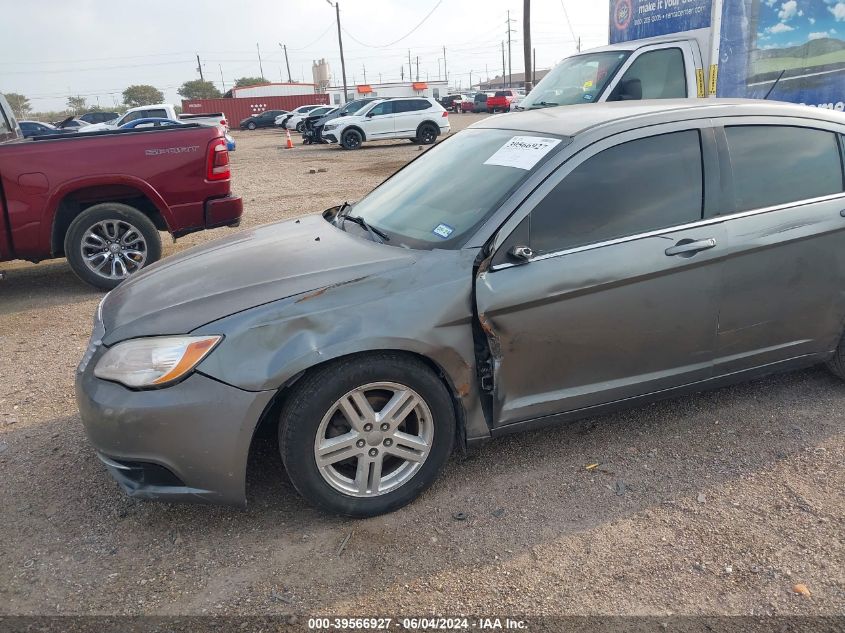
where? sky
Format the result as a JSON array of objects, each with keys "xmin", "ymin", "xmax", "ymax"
[
  {"xmin": 758, "ymin": 0, "xmax": 845, "ymax": 48},
  {"xmin": 0, "ymin": 0, "xmax": 609, "ymax": 113}
]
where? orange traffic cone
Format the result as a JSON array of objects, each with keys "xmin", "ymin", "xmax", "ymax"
[{"xmin": 285, "ymin": 129, "xmax": 294, "ymax": 150}]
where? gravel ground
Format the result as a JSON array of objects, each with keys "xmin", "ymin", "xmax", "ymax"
[{"xmin": 1, "ymin": 113, "xmax": 843, "ymax": 618}]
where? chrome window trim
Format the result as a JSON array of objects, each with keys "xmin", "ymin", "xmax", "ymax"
[{"xmin": 490, "ymin": 190, "xmax": 845, "ymax": 271}]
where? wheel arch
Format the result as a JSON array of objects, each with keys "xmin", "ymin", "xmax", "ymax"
[
  {"xmin": 248, "ymin": 348, "xmax": 470, "ymax": 469},
  {"xmin": 47, "ymin": 178, "xmax": 171, "ymax": 257},
  {"xmin": 416, "ymin": 120, "xmax": 441, "ymax": 137},
  {"xmin": 341, "ymin": 125, "xmax": 367, "ymax": 142}
]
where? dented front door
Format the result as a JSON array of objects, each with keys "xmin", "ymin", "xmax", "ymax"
[{"xmin": 475, "ymin": 226, "xmax": 724, "ymax": 428}]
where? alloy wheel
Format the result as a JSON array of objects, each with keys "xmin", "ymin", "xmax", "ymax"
[
  {"xmin": 80, "ymin": 219, "xmax": 148, "ymax": 281},
  {"xmin": 313, "ymin": 382, "xmax": 434, "ymax": 497}
]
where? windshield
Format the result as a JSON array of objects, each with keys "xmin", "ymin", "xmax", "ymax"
[
  {"xmin": 347, "ymin": 129, "xmax": 569, "ymax": 249},
  {"xmin": 342, "ymin": 100, "xmax": 370, "ymax": 114},
  {"xmin": 520, "ymin": 50, "xmax": 630, "ymax": 109}
]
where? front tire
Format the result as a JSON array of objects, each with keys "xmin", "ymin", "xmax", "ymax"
[
  {"xmin": 64, "ymin": 202, "xmax": 162, "ymax": 290},
  {"xmin": 296, "ymin": 122, "xmax": 305, "ymax": 133},
  {"xmin": 279, "ymin": 353, "xmax": 456, "ymax": 517},
  {"xmin": 826, "ymin": 333, "xmax": 845, "ymax": 379},
  {"xmin": 341, "ymin": 128, "xmax": 363, "ymax": 150}
]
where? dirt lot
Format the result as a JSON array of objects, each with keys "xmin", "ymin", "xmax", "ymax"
[{"xmin": 1, "ymin": 113, "xmax": 843, "ymax": 619}]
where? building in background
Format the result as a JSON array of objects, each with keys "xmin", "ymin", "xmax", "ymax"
[
  {"xmin": 224, "ymin": 82, "xmax": 317, "ymax": 99},
  {"xmin": 324, "ymin": 80, "xmax": 449, "ymax": 105},
  {"xmin": 478, "ymin": 69, "xmax": 551, "ymax": 92}
]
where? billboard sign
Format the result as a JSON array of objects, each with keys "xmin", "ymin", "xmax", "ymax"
[
  {"xmin": 609, "ymin": 0, "xmax": 712, "ymax": 44},
  {"xmin": 716, "ymin": 0, "xmax": 845, "ymax": 110}
]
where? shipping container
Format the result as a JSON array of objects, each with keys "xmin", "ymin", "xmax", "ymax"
[{"xmin": 182, "ymin": 94, "xmax": 330, "ymax": 126}]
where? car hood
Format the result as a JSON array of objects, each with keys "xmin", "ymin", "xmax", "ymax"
[{"xmin": 100, "ymin": 214, "xmax": 417, "ymax": 344}]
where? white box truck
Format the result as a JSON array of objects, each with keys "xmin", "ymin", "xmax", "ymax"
[{"xmin": 519, "ymin": 0, "xmax": 845, "ymax": 111}]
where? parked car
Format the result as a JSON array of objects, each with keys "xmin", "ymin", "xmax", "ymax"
[
  {"xmin": 239, "ymin": 109, "xmax": 288, "ymax": 130},
  {"xmin": 0, "ymin": 95, "xmax": 241, "ymax": 289},
  {"xmin": 486, "ymin": 89, "xmax": 519, "ymax": 113},
  {"xmin": 458, "ymin": 96, "xmax": 475, "ymax": 113},
  {"xmin": 119, "ymin": 117, "xmax": 185, "ymax": 129},
  {"xmin": 322, "ymin": 97, "xmax": 450, "ymax": 150},
  {"xmin": 19, "ymin": 120, "xmax": 71, "ymax": 138},
  {"xmin": 54, "ymin": 118, "xmax": 91, "ymax": 130},
  {"xmin": 303, "ymin": 98, "xmax": 381, "ymax": 144},
  {"xmin": 79, "ymin": 111, "xmax": 120, "ymax": 125},
  {"xmin": 471, "ymin": 92, "xmax": 493, "ymax": 113},
  {"xmin": 76, "ymin": 99, "xmax": 845, "ymax": 517},
  {"xmin": 439, "ymin": 93, "xmax": 468, "ymax": 112},
  {"xmin": 285, "ymin": 106, "xmax": 335, "ymax": 132},
  {"xmin": 82, "ymin": 105, "xmax": 228, "ymax": 133},
  {"xmin": 274, "ymin": 105, "xmax": 322, "ymax": 130}
]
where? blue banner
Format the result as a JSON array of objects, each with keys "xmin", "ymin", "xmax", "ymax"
[
  {"xmin": 609, "ymin": 0, "xmax": 712, "ymax": 44},
  {"xmin": 717, "ymin": 0, "xmax": 845, "ymax": 109}
]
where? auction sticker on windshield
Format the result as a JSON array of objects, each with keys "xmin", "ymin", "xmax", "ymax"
[{"xmin": 483, "ymin": 136, "xmax": 562, "ymax": 170}]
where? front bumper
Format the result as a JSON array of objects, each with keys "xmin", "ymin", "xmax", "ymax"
[
  {"xmin": 323, "ymin": 131, "xmax": 338, "ymax": 143},
  {"xmin": 205, "ymin": 194, "xmax": 243, "ymax": 229},
  {"xmin": 76, "ymin": 361, "xmax": 275, "ymax": 506}
]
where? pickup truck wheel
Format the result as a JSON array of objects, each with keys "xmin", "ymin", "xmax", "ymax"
[
  {"xmin": 417, "ymin": 123, "xmax": 438, "ymax": 145},
  {"xmin": 279, "ymin": 353, "xmax": 455, "ymax": 517},
  {"xmin": 341, "ymin": 129, "xmax": 363, "ymax": 150},
  {"xmin": 64, "ymin": 203, "xmax": 162, "ymax": 290}
]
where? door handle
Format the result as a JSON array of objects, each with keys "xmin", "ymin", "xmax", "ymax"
[{"xmin": 665, "ymin": 238, "xmax": 717, "ymax": 257}]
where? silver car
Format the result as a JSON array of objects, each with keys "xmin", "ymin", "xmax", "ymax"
[{"xmin": 77, "ymin": 99, "xmax": 845, "ymax": 516}]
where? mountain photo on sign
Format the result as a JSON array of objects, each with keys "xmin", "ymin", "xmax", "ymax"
[{"xmin": 748, "ymin": 0, "xmax": 845, "ymax": 94}]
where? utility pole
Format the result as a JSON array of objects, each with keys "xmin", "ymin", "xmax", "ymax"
[
  {"xmin": 469, "ymin": 70, "xmax": 473, "ymax": 89},
  {"xmin": 501, "ymin": 41, "xmax": 506, "ymax": 89},
  {"xmin": 327, "ymin": 1, "xmax": 348, "ymax": 104},
  {"xmin": 401, "ymin": 65, "xmax": 404, "ymax": 81},
  {"xmin": 416, "ymin": 56, "xmax": 419, "ymax": 82},
  {"xmin": 408, "ymin": 50, "xmax": 413, "ymax": 84},
  {"xmin": 578, "ymin": 36, "xmax": 581, "ymax": 52},
  {"xmin": 256, "ymin": 43, "xmax": 264, "ymax": 79},
  {"xmin": 523, "ymin": 0, "xmax": 532, "ymax": 92},
  {"xmin": 362, "ymin": 63, "xmax": 367, "ymax": 83},
  {"xmin": 506, "ymin": 10, "xmax": 516, "ymax": 88},
  {"xmin": 532, "ymin": 48, "xmax": 536, "ymax": 87},
  {"xmin": 443, "ymin": 45, "xmax": 447, "ymax": 83},
  {"xmin": 279, "ymin": 44, "xmax": 292, "ymax": 82},
  {"xmin": 219, "ymin": 64, "xmax": 226, "ymax": 92},
  {"xmin": 196, "ymin": 54, "xmax": 204, "ymax": 81}
]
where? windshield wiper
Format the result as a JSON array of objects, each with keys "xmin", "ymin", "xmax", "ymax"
[
  {"xmin": 343, "ymin": 214, "xmax": 389, "ymax": 243},
  {"xmin": 530, "ymin": 101, "xmax": 559, "ymax": 108}
]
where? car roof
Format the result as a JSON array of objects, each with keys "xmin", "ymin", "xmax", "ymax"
[{"xmin": 471, "ymin": 99, "xmax": 845, "ymax": 137}]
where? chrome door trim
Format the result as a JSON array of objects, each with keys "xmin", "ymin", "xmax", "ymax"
[{"xmin": 490, "ymin": 191, "xmax": 845, "ymax": 272}]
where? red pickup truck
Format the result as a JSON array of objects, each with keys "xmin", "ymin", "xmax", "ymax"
[
  {"xmin": 0, "ymin": 93, "xmax": 242, "ymax": 289},
  {"xmin": 485, "ymin": 89, "xmax": 519, "ymax": 113}
]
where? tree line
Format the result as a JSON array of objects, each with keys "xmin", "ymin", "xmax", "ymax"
[{"xmin": 6, "ymin": 77, "xmax": 272, "ymax": 120}]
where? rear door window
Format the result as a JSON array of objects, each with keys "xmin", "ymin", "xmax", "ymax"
[
  {"xmin": 145, "ymin": 109, "xmax": 168, "ymax": 118},
  {"xmin": 725, "ymin": 126, "xmax": 844, "ymax": 212},
  {"xmin": 530, "ymin": 130, "xmax": 703, "ymax": 254}
]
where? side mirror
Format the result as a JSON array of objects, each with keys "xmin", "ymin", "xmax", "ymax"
[
  {"xmin": 366, "ymin": 111, "xmax": 375, "ymax": 118},
  {"xmin": 618, "ymin": 78, "xmax": 642, "ymax": 101},
  {"xmin": 508, "ymin": 245, "xmax": 534, "ymax": 262}
]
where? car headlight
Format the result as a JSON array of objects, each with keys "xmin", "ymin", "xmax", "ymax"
[
  {"xmin": 323, "ymin": 123, "xmax": 337, "ymax": 131},
  {"xmin": 94, "ymin": 335, "xmax": 221, "ymax": 388}
]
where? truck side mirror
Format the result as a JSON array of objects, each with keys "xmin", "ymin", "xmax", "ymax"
[{"xmin": 618, "ymin": 78, "xmax": 642, "ymax": 101}]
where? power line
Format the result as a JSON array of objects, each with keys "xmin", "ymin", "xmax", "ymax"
[{"xmin": 340, "ymin": 0, "xmax": 444, "ymax": 48}]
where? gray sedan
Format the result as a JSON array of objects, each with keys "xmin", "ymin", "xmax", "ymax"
[{"xmin": 77, "ymin": 99, "xmax": 845, "ymax": 516}]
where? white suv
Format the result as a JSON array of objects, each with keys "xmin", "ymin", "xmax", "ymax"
[{"xmin": 322, "ymin": 97, "xmax": 450, "ymax": 150}]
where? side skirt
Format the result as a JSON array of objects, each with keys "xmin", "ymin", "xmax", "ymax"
[{"xmin": 469, "ymin": 352, "xmax": 830, "ymax": 444}]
